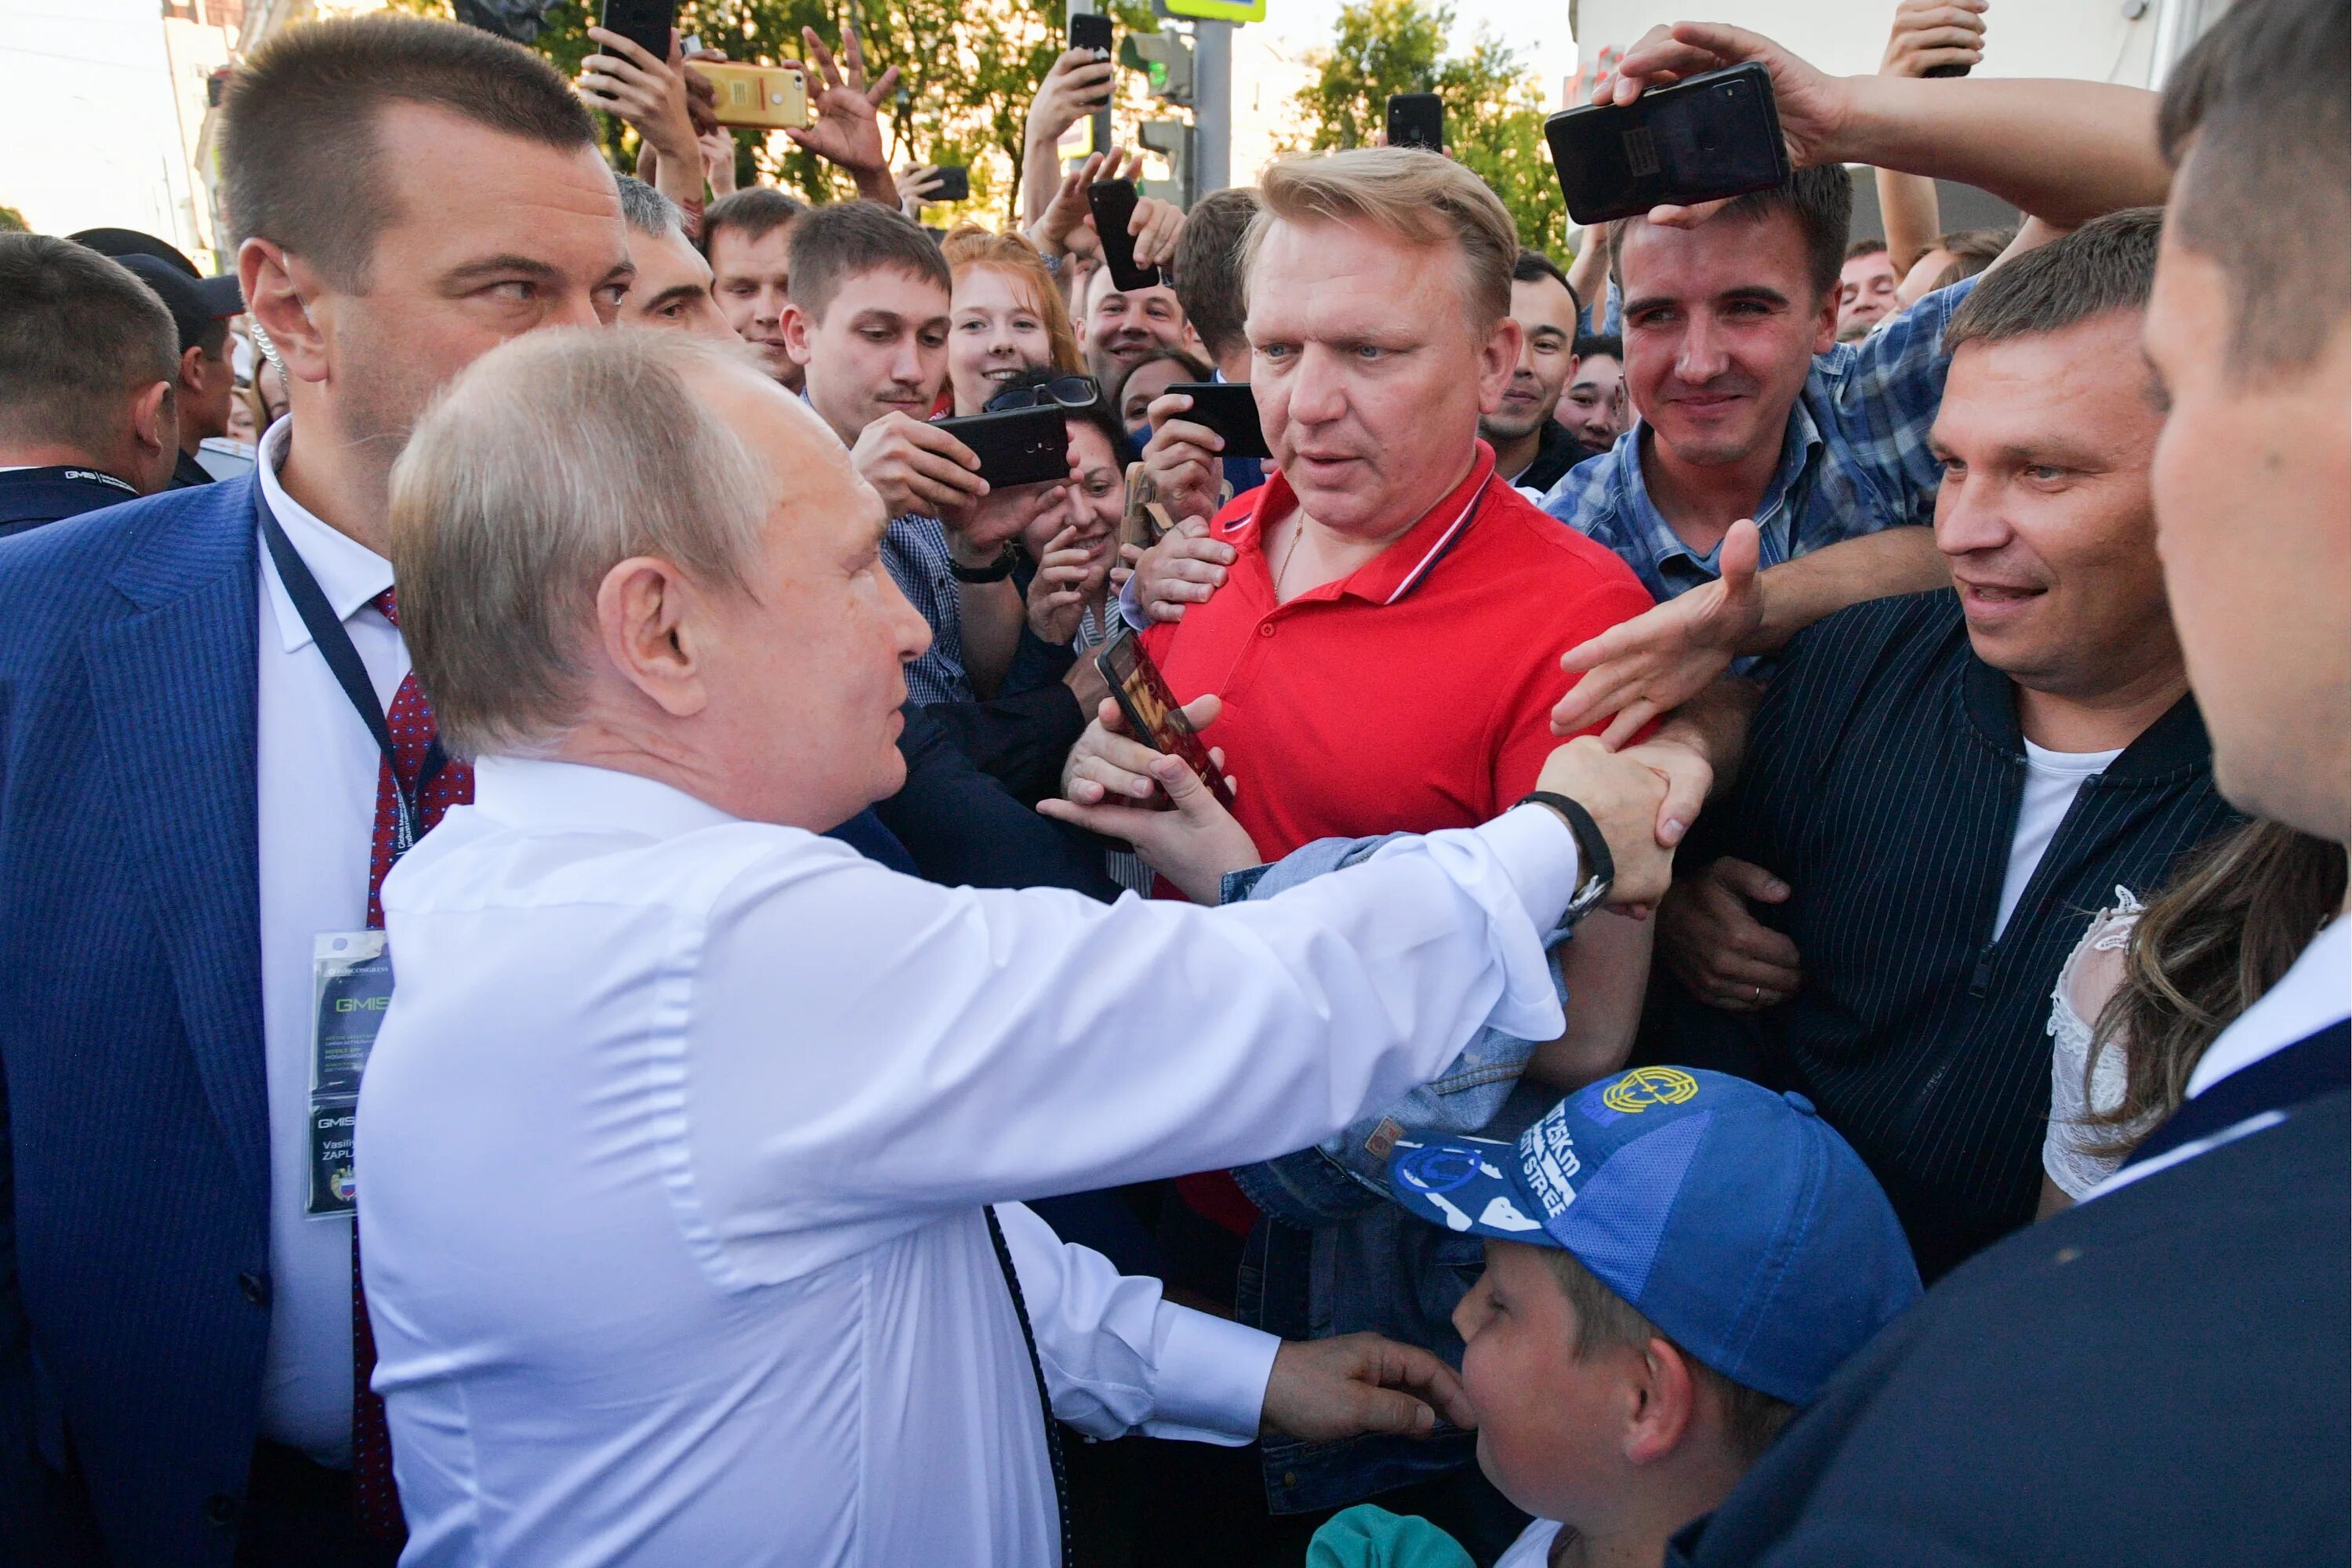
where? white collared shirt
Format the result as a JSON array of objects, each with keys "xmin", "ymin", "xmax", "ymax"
[
  {"xmin": 253, "ymin": 415, "xmax": 401, "ymax": 1465},
  {"xmin": 361, "ymin": 757, "xmax": 1577, "ymax": 1566}
]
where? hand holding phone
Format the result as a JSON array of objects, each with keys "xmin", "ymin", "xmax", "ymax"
[
  {"xmin": 1094, "ymin": 635, "xmax": 1236, "ymax": 808},
  {"xmin": 1163, "ymin": 383, "xmax": 1269, "ymax": 461},
  {"xmin": 1087, "ymin": 179, "xmax": 1163, "ymax": 292},
  {"xmin": 931, "ymin": 405, "xmax": 1072, "ymax": 489},
  {"xmin": 1545, "ymin": 62, "xmax": 1790, "ymax": 226}
]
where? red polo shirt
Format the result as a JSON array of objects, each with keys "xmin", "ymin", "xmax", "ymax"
[
  {"xmin": 1144, "ymin": 441, "xmax": 1656, "ymax": 863},
  {"xmin": 1145, "ymin": 443, "xmax": 1652, "ymax": 1237}
]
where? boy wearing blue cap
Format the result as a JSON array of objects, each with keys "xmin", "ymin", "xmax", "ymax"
[{"xmin": 1316, "ymin": 1068, "xmax": 1921, "ymax": 1568}]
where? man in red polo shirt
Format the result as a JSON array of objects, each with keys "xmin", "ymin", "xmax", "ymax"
[
  {"xmin": 1055, "ymin": 147, "xmax": 1660, "ymax": 1551},
  {"xmin": 1071, "ymin": 147, "xmax": 1653, "ymax": 862}
]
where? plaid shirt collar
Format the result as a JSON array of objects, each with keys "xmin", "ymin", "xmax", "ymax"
[{"xmin": 1581, "ymin": 396, "xmax": 1826, "ymax": 601}]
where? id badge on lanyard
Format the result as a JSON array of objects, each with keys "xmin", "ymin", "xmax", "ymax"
[
  {"xmin": 307, "ymin": 931, "xmax": 392, "ymax": 1218},
  {"xmin": 259, "ymin": 488, "xmax": 427, "ymax": 1220}
]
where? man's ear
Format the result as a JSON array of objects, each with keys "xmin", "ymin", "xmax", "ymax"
[
  {"xmin": 596, "ymin": 556, "xmax": 710, "ymax": 720},
  {"xmin": 1809, "ymin": 286, "xmax": 1842, "ymax": 356},
  {"xmin": 129, "ymin": 380, "xmax": 176, "ymax": 462},
  {"xmin": 1478, "ymin": 314, "xmax": 1525, "ymax": 416},
  {"xmin": 240, "ymin": 237, "xmax": 332, "ymax": 388},
  {"xmin": 1622, "ymin": 1336, "xmax": 1700, "ymax": 1467},
  {"xmin": 782, "ymin": 302, "xmax": 817, "ymax": 369},
  {"xmin": 179, "ymin": 342, "xmax": 210, "ymax": 394}
]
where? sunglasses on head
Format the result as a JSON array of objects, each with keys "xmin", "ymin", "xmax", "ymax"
[{"xmin": 983, "ymin": 375, "xmax": 1102, "ymax": 413}]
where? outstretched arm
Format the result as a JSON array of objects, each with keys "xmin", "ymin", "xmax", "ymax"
[
  {"xmin": 1606, "ymin": 20, "xmax": 2168, "ymax": 231},
  {"xmin": 1552, "ymin": 521, "xmax": 1945, "ymax": 744}
]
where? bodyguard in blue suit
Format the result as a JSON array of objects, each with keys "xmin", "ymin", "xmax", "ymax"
[
  {"xmin": 0, "ymin": 16, "xmax": 652, "ymax": 1565},
  {"xmin": 0, "ymin": 476, "xmax": 289, "ymax": 1563}
]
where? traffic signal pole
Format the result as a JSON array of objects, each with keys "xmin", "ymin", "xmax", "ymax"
[{"xmin": 1192, "ymin": 18, "xmax": 1232, "ymax": 196}]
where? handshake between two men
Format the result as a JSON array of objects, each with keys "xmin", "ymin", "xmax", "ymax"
[{"xmin": 1044, "ymin": 691, "xmax": 1707, "ymax": 912}]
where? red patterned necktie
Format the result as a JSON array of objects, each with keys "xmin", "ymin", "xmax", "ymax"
[{"xmin": 352, "ymin": 586, "xmax": 473, "ymax": 1541}]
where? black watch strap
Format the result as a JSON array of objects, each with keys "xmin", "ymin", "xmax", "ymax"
[
  {"xmin": 949, "ymin": 543, "xmax": 1019, "ymax": 583},
  {"xmin": 1518, "ymin": 789, "xmax": 1613, "ymax": 920}
]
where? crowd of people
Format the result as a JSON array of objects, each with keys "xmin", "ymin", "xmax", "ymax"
[{"xmin": 0, "ymin": 1, "xmax": 2343, "ymax": 1566}]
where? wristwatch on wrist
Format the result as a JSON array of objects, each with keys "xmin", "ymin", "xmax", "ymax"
[
  {"xmin": 1517, "ymin": 789, "xmax": 1614, "ymax": 927},
  {"xmin": 949, "ymin": 542, "xmax": 1020, "ymax": 584}
]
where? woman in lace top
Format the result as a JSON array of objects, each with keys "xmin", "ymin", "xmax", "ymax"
[{"xmin": 2038, "ymin": 818, "xmax": 2345, "ymax": 1214}]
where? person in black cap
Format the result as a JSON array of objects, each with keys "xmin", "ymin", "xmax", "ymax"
[
  {"xmin": 73, "ymin": 228, "xmax": 245, "ymax": 487},
  {"xmin": 0, "ymin": 234, "xmax": 183, "ymax": 534}
]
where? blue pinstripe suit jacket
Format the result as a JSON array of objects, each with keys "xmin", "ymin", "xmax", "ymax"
[{"xmin": 0, "ymin": 476, "xmax": 274, "ymax": 1566}]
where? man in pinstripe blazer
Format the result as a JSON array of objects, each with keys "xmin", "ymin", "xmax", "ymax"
[{"xmin": 1649, "ymin": 212, "xmax": 2238, "ymax": 1281}]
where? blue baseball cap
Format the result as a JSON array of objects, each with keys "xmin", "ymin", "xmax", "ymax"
[{"xmin": 1386, "ymin": 1067, "xmax": 1921, "ymax": 1406}]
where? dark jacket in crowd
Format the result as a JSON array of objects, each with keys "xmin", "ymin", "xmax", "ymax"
[
  {"xmin": 172, "ymin": 448, "xmax": 216, "ymax": 489},
  {"xmin": 924, "ymin": 681, "xmax": 1086, "ymax": 807},
  {"xmin": 0, "ymin": 464, "xmax": 143, "ymax": 539},
  {"xmin": 1506, "ymin": 418, "xmax": 1591, "ymax": 496},
  {"xmin": 880, "ymin": 701, "xmax": 1119, "ymax": 900},
  {"xmin": 1667, "ymin": 1086, "xmax": 2350, "ymax": 1568},
  {"xmin": 1654, "ymin": 590, "xmax": 2238, "ymax": 1279}
]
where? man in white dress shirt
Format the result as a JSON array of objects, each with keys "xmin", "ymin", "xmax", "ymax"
[{"xmin": 360, "ymin": 325, "xmax": 1681, "ymax": 1566}]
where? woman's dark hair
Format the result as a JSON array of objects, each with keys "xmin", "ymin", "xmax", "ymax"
[
  {"xmin": 1112, "ymin": 347, "xmax": 1212, "ymax": 421},
  {"xmin": 992, "ymin": 366, "xmax": 1125, "ymax": 467},
  {"xmin": 2084, "ymin": 818, "xmax": 2347, "ymax": 1154}
]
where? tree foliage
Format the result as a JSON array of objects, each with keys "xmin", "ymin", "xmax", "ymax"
[
  {"xmin": 1290, "ymin": 0, "xmax": 1566, "ymax": 263},
  {"xmin": 504, "ymin": 0, "xmax": 1154, "ymax": 224}
]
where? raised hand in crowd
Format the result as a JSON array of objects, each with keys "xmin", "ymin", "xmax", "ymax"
[
  {"xmin": 895, "ymin": 162, "xmax": 947, "ymax": 218},
  {"xmin": 1881, "ymin": 0, "xmax": 1989, "ymax": 77},
  {"xmin": 1044, "ymin": 694, "xmax": 1258, "ymax": 903},
  {"xmin": 1027, "ymin": 147, "xmax": 1183, "ymax": 270},
  {"xmin": 1552, "ymin": 519, "xmax": 1762, "ymax": 745},
  {"xmin": 699, "ymin": 128, "xmax": 739, "ymax": 196},
  {"xmin": 1657, "ymin": 856, "xmax": 1802, "ymax": 1011},
  {"xmin": 579, "ymin": 26, "xmax": 703, "ymax": 211},
  {"xmin": 788, "ymin": 24, "xmax": 900, "ymax": 206},
  {"xmin": 1597, "ymin": 22, "xmax": 1849, "ymax": 228},
  {"xmin": 1259, "ymin": 1332, "xmax": 1477, "ymax": 1443},
  {"xmin": 1021, "ymin": 47, "xmax": 1117, "ymax": 227},
  {"xmin": 1137, "ymin": 387, "xmax": 1232, "ymax": 529},
  {"xmin": 852, "ymin": 411, "xmax": 989, "ymax": 520},
  {"xmin": 1877, "ymin": 1, "xmax": 1990, "ymax": 278},
  {"xmin": 1129, "ymin": 513, "xmax": 1236, "ymax": 625},
  {"xmin": 1028, "ymin": 519, "xmax": 1112, "ymax": 644}
]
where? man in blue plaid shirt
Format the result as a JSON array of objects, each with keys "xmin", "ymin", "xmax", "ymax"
[{"xmin": 1537, "ymin": 23, "xmax": 2166, "ymax": 744}]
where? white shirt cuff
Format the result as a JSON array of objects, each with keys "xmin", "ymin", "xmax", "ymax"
[
  {"xmin": 1470, "ymin": 803, "xmax": 1583, "ymax": 936},
  {"xmin": 1138, "ymin": 1303, "xmax": 1280, "ymax": 1446}
]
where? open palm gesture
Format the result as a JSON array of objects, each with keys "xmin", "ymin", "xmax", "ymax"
[{"xmin": 786, "ymin": 25, "xmax": 897, "ymax": 180}]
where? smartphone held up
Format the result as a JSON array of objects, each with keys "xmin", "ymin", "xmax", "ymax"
[
  {"xmin": 1096, "ymin": 634, "xmax": 1236, "ymax": 810},
  {"xmin": 1544, "ymin": 62, "xmax": 1791, "ymax": 225},
  {"xmin": 1086, "ymin": 178, "xmax": 1163, "ymax": 292}
]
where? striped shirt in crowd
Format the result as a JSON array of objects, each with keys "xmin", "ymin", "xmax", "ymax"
[{"xmin": 1658, "ymin": 590, "xmax": 2238, "ymax": 1280}]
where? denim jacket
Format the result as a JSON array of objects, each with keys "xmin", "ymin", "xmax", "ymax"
[{"xmin": 1219, "ymin": 835, "xmax": 1570, "ymax": 1514}]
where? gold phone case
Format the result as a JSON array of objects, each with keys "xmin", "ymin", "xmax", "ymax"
[{"xmin": 697, "ymin": 62, "xmax": 811, "ymax": 129}]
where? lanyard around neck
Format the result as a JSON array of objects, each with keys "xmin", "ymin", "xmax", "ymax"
[{"xmin": 256, "ymin": 488, "xmax": 446, "ymax": 857}]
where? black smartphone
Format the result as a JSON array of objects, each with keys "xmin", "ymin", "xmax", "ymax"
[
  {"xmin": 1386, "ymin": 92, "xmax": 1443, "ymax": 152},
  {"xmin": 930, "ymin": 164, "xmax": 970, "ymax": 203},
  {"xmin": 1087, "ymin": 180, "xmax": 1162, "ymax": 292},
  {"xmin": 1543, "ymin": 62, "xmax": 1791, "ymax": 226},
  {"xmin": 1921, "ymin": 61, "xmax": 1973, "ymax": 78},
  {"xmin": 1164, "ymin": 382, "xmax": 1269, "ymax": 460},
  {"xmin": 597, "ymin": 0, "xmax": 676, "ymax": 63},
  {"xmin": 1069, "ymin": 12, "xmax": 1114, "ymax": 60},
  {"xmin": 1095, "ymin": 633, "xmax": 1236, "ymax": 808},
  {"xmin": 932, "ymin": 405, "xmax": 1070, "ymax": 489}
]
